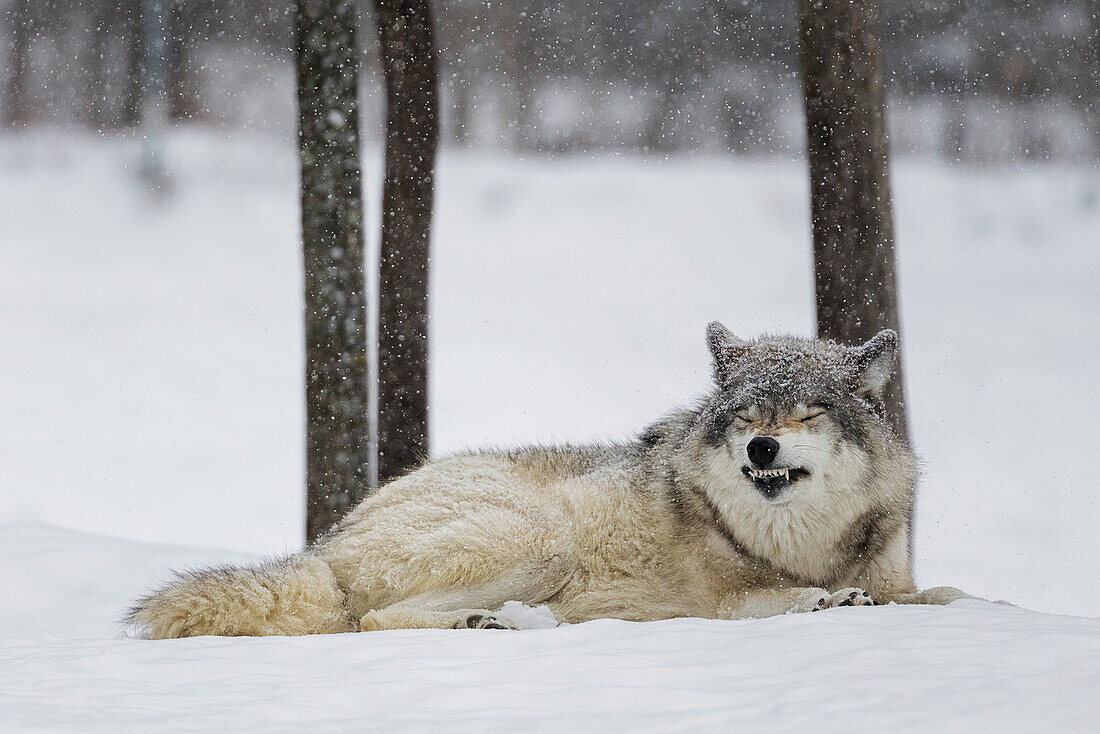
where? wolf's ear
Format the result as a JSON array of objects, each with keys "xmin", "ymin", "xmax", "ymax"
[
  {"xmin": 850, "ymin": 329, "xmax": 898, "ymax": 400},
  {"xmin": 706, "ymin": 321, "xmax": 749, "ymax": 382}
]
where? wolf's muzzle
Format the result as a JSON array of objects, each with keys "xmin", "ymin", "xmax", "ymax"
[{"xmin": 746, "ymin": 436, "xmax": 780, "ymax": 468}]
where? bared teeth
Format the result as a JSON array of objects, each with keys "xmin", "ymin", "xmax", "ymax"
[{"xmin": 749, "ymin": 468, "xmax": 790, "ymax": 481}]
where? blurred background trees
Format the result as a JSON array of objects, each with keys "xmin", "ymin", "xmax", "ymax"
[{"xmin": 2, "ymin": 0, "xmax": 1095, "ymax": 162}]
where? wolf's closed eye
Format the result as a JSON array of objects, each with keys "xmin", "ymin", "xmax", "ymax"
[{"xmin": 800, "ymin": 403, "xmax": 831, "ymax": 422}]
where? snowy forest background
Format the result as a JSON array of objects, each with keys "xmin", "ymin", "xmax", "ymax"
[
  {"xmin": 1, "ymin": 0, "xmax": 1097, "ymax": 609},
  {"xmin": 3, "ymin": 0, "xmax": 1098, "ymax": 162},
  {"xmin": 1, "ymin": 1, "xmax": 1099, "ymax": 729}
]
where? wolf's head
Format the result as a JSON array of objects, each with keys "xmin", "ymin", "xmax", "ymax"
[
  {"xmin": 668, "ymin": 323, "xmax": 916, "ymax": 584},
  {"xmin": 696, "ymin": 322, "xmax": 911, "ymax": 508}
]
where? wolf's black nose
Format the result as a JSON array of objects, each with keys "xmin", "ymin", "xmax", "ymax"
[{"xmin": 746, "ymin": 436, "xmax": 780, "ymax": 468}]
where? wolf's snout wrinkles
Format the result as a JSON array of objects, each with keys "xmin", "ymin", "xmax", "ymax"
[{"xmin": 746, "ymin": 436, "xmax": 781, "ymax": 468}]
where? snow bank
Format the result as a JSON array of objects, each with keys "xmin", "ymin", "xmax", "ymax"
[
  {"xmin": 5, "ymin": 604, "xmax": 1097, "ymax": 733},
  {"xmin": 1, "ymin": 524, "xmax": 1096, "ymax": 733}
]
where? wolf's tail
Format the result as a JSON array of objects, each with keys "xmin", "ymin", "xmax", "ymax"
[{"xmin": 126, "ymin": 553, "xmax": 355, "ymax": 639}]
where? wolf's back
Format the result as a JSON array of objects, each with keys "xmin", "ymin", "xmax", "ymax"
[{"xmin": 127, "ymin": 554, "xmax": 354, "ymax": 639}]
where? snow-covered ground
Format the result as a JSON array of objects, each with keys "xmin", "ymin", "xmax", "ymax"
[
  {"xmin": 0, "ymin": 132, "xmax": 1097, "ymax": 730},
  {"xmin": 1, "ymin": 524, "xmax": 1098, "ymax": 732}
]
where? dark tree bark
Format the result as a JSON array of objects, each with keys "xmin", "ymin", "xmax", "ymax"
[
  {"xmin": 797, "ymin": 0, "xmax": 909, "ymax": 445},
  {"xmin": 295, "ymin": 0, "xmax": 371, "ymax": 543},
  {"xmin": 166, "ymin": 5, "xmax": 200, "ymax": 122},
  {"xmin": 373, "ymin": 0, "xmax": 439, "ymax": 485},
  {"xmin": 121, "ymin": 1, "xmax": 144, "ymax": 127},
  {"xmin": 4, "ymin": 0, "xmax": 32, "ymax": 127}
]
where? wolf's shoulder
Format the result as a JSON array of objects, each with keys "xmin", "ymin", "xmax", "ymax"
[{"xmin": 424, "ymin": 407, "xmax": 703, "ymax": 496}]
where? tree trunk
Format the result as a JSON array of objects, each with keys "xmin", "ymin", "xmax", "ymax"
[
  {"xmin": 295, "ymin": 0, "xmax": 371, "ymax": 543},
  {"xmin": 4, "ymin": 0, "xmax": 32, "ymax": 127},
  {"xmin": 1087, "ymin": 7, "xmax": 1100, "ymax": 159},
  {"xmin": 121, "ymin": 0, "xmax": 143, "ymax": 128},
  {"xmin": 642, "ymin": 74, "xmax": 684, "ymax": 154},
  {"xmin": 499, "ymin": 0, "xmax": 532, "ymax": 151},
  {"xmin": 373, "ymin": 0, "xmax": 439, "ymax": 485},
  {"xmin": 450, "ymin": 73, "xmax": 472, "ymax": 147},
  {"xmin": 941, "ymin": 93, "xmax": 966, "ymax": 163},
  {"xmin": 83, "ymin": 6, "xmax": 107, "ymax": 128},
  {"xmin": 167, "ymin": 6, "xmax": 199, "ymax": 122},
  {"xmin": 797, "ymin": 0, "xmax": 909, "ymax": 445}
]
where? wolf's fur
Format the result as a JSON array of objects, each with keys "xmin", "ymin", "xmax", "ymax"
[{"xmin": 128, "ymin": 324, "xmax": 972, "ymax": 639}]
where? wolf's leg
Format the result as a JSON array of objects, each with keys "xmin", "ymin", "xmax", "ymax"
[
  {"xmin": 358, "ymin": 588, "xmax": 526, "ymax": 631},
  {"xmin": 880, "ymin": 586, "xmax": 974, "ymax": 605},
  {"xmin": 360, "ymin": 607, "xmax": 518, "ymax": 631},
  {"xmin": 856, "ymin": 532, "xmax": 982, "ymax": 606},
  {"xmin": 723, "ymin": 586, "xmax": 876, "ymax": 619}
]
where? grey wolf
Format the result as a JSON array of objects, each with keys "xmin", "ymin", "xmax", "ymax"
[{"xmin": 128, "ymin": 323, "xmax": 972, "ymax": 638}]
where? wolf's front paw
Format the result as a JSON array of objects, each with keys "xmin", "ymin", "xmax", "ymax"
[
  {"xmin": 812, "ymin": 588, "xmax": 876, "ymax": 611},
  {"xmin": 454, "ymin": 613, "xmax": 518, "ymax": 630}
]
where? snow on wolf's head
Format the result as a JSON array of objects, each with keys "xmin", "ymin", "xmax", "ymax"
[{"xmin": 691, "ymin": 322, "xmax": 914, "ymax": 519}]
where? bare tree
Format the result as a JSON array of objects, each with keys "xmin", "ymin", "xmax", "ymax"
[
  {"xmin": 167, "ymin": 2, "xmax": 200, "ymax": 122},
  {"xmin": 373, "ymin": 0, "xmax": 439, "ymax": 485},
  {"xmin": 296, "ymin": 0, "xmax": 371, "ymax": 543},
  {"xmin": 499, "ymin": 0, "xmax": 533, "ymax": 150},
  {"xmin": 797, "ymin": 0, "xmax": 909, "ymax": 444},
  {"xmin": 1086, "ymin": 5, "xmax": 1100, "ymax": 158},
  {"xmin": 121, "ymin": 1, "xmax": 144, "ymax": 128},
  {"xmin": 4, "ymin": 0, "xmax": 32, "ymax": 127},
  {"xmin": 82, "ymin": 2, "xmax": 110, "ymax": 128}
]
